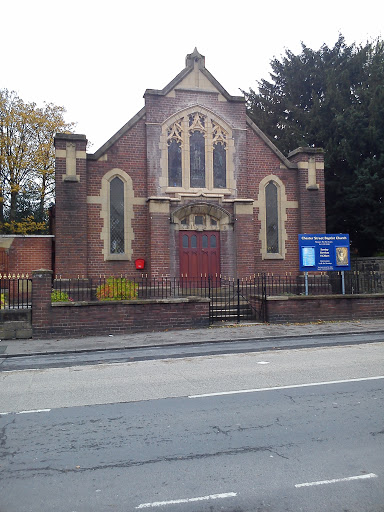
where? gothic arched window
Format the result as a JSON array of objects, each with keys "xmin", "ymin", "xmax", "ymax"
[
  {"xmin": 168, "ymin": 139, "xmax": 182, "ymax": 187},
  {"xmin": 110, "ymin": 176, "xmax": 125, "ymax": 254},
  {"xmin": 166, "ymin": 111, "xmax": 230, "ymax": 190},
  {"xmin": 265, "ymin": 181, "xmax": 279, "ymax": 254},
  {"xmin": 213, "ymin": 142, "xmax": 226, "ymax": 188},
  {"xmin": 190, "ymin": 131, "xmax": 205, "ymax": 188}
]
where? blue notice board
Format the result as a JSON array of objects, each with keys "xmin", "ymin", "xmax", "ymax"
[{"xmin": 299, "ymin": 234, "xmax": 350, "ymax": 271}]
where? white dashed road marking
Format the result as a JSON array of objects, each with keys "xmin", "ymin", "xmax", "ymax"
[
  {"xmin": 0, "ymin": 408, "xmax": 51, "ymax": 416},
  {"xmin": 188, "ymin": 375, "xmax": 384, "ymax": 398},
  {"xmin": 295, "ymin": 473, "xmax": 378, "ymax": 488},
  {"xmin": 135, "ymin": 492, "xmax": 237, "ymax": 509}
]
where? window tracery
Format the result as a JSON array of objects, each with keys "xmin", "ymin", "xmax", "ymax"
[
  {"xmin": 178, "ymin": 213, "xmax": 219, "ymax": 230},
  {"xmin": 165, "ymin": 110, "xmax": 230, "ymax": 191}
]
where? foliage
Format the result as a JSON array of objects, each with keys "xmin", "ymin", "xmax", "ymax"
[
  {"xmin": 0, "ymin": 89, "xmax": 74, "ymax": 231},
  {"xmin": 0, "ymin": 292, "xmax": 6, "ymax": 308},
  {"xmin": 0, "ymin": 216, "xmax": 48, "ymax": 234},
  {"xmin": 244, "ymin": 35, "xmax": 384, "ymax": 256},
  {"xmin": 51, "ymin": 290, "xmax": 70, "ymax": 302},
  {"xmin": 96, "ymin": 278, "xmax": 139, "ymax": 301}
]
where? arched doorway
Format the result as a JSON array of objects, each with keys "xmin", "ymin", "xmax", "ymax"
[
  {"xmin": 180, "ymin": 231, "xmax": 220, "ymax": 278},
  {"xmin": 172, "ymin": 203, "xmax": 231, "ymax": 278}
]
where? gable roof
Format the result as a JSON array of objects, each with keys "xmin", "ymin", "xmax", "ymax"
[
  {"xmin": 144, "ymin": 48, "xmax": 245, "ymax": 103},
  {"xmin": 88, "ymin": 50, "xmax": 296, "ymax": 169},
  {"xmin": 88, "ymin": 49, "xmax": 245, "ymax": 160},
  {"xmin": 88, "ymin": 107, "xmax": 146, "ymax": 161},
  {"xmin": 246, "ymin": 117, "xmax": 297, "ymax": 169}
]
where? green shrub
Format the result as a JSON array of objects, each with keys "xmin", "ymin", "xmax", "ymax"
[
  {"xmin": 0, "ymin": 292, "xmax": 7, "ymax": 309},
  {"xmin": 51, "ymin": 290, "xmax": 70, "ymax": 302},
  {"xmin": 96, "ymin": 278, "xmax": 138, "ymax": 301}
]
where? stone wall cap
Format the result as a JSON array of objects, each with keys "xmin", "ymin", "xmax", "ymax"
[
  {"xmin": 54, "ymin": 133, "xmax": 87, "ymax": 141},
  {"xmin": 267, "ymin": 293, "xmax": 384, "ymax": 300},
  {"xmin": 0, "ymin": 234, "xmax": 54, "ymax": 238},
  {"xmin": 233, "ymin": 198, "xmax": 255, "ymax": 204},
  {"xmin": 288, "ymin": 147, "xmax": 324, "ymax": 157},
  {"xmin": 147, "ymin": 196, "xmax": 173, "ymax": 202},
  {"xmin": 246, "ymin": 117, "xmax": 297, "ymax": 169},
  {"xmin": 51, "ymin": 297, "xmax": 211, "ymax": 306}
]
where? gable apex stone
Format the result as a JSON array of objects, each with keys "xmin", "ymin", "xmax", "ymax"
[
  {"xmin": 185, "ymin": 47, "xmax": 205, "ymax": 67},
  {"xmin": 144, "ymin": 50, "xmax": 244, "ymax": 103}
]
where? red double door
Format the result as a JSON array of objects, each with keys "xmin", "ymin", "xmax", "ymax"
[{"xmin": 179, "ymin": 231, "xmax": 220, "ymax": 278}]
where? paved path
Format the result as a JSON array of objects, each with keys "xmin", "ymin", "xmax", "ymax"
[{"xmin": 1, "ymin": 319, "xmax": 384, "ymax": 357}]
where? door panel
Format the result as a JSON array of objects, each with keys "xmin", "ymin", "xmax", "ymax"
[{"xmin": 179, "ymin": 231, "xmax": 220, "ymax": 278}]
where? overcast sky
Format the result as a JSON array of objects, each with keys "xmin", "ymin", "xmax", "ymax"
[{"xmin": 3, "ymin": 1, "xmax": 383, "ymax": 151}]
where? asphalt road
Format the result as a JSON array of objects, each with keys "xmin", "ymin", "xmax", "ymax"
[
  {"xmin": 1, "ymin": 331, "xmax": 384, "ymax": 372},
  {"xmin": 1, "ymin": 338, "xmax": 383, "ymax": 511}
]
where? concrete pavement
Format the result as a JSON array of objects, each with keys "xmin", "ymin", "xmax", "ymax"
[{"xmin": 1, "ymin": 318, "xmax": 384, "ymax": 357}]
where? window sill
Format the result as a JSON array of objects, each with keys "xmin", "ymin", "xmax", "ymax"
[
  {"xmin": 105, "ymin": 254, "xmax": 130, "ymax": 261},
  {"xmin": 262, "ymin": 253, "xmax": 284, "ymax": 260},
  {"xmin": 166, "ymin": 187, "xmax": 232, "ymax": 195},
  {"xmin": 63, "ymin": 175, "xmax": 80, "ymax": 182}
]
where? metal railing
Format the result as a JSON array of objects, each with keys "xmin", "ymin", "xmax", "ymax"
[
  {"xmin": 1, "ymin": 271, "xmax": 381, "ymax": 318},
  {"xmin": 0, "ymin": 274, "xmax": 32, "ymax": 309},
  {"xmin": 51, "ymin": 271, "xmax": 384, "ymax": 302}
]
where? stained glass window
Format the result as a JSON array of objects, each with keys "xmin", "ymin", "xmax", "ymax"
[
  {"xmin": 168, "ymin": 139, "xmax": 182, "ymax": 187},
  {"xmin": 190, "ymin": 131, "xmax": 205, "ymax": 188},
  {"xmin": 165, "ymin": 113, "xmax": 230, "ymax": 191},
  {"xmin": 213, "ymin": 142, "xmax": 226, "ymax": 188},
  {"xmin": 266, "ymin": 181, "xmax": 279, "ymax": 253},
  {"xmin": 110, "ymin": 177, "xmax": 125, "ymax": 254}
]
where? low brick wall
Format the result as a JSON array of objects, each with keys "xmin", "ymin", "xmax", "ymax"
[
  {"xmin": 266, "ymin": 294, "xmax": 384, "ymax": 323},
  {"xmin": 33, "ymin": 298, "xmax": 210, "ymax": 338},
  {"xmin": 31, "ymin": 269, "xmax": 210, "ymax": 338}
]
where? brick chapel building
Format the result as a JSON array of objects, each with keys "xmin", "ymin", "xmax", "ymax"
[{"xmin": 53, "ymin": 49, "xmax": 326, "ymax": 280}]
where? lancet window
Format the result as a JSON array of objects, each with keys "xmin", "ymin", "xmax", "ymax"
[
  {"xmin": 265, "ymin": 181, "xmax": 279, "ymax": 254},
  {"xmin": 110, "ymin": 176, "xmax": 125, "ymax": 254}
]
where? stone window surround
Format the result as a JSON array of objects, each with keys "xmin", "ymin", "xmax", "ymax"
[
  {"xmin": 256, "ymin": 175, "xmax": 298, "ymax": 260},
  {"xmin": 98, "ymin": 168, "xmax": 135, "ymax": 261},
  {"xmin": 159, "ymin": 106, "xmax": 235, "ymax": 195}
]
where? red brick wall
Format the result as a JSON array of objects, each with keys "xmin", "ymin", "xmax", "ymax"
[
  {"xmin": 54, "ymin": 135, "xmax": 88, "ymax": 278},
  {"xmin": 149, "ymin": 211, "xmax": 171, "ymax": 278},
  {"xmin": 32, "ymin": 269, "xmax": 53, "ymax": 332},
  {"xmin": 246, "ymin": 128, "xmax": 301, "ymax": 276},
  {"xmin": 1, "ymin": 236, "xmax": 53, "ymax": 276},
  {"xmin": 85, "ymin": 118, "xmax": 148, "ymax": 278},
  {"xmin": 235, "ymin": 212, "xmax": 256, "ymax": 277},
  {"xmin": 289, "ymin": 150, "xmax": 326, "ymax": 235},
  {"xmin": 266, "ymin": 294, "xmax": 384, "ymax": 323},
  {"xmin": 31, "ymin": 269, "xmax": 210, "ymax": 338},
  {"xmin": 33, "ymin": 300, "xmax": 210, "ymax": 338},
  {"xmin": 53, "ymin": 70, "xmax": 326, "ymax": 281}
]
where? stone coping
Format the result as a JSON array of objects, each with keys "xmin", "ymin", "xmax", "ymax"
[
  {"xmin": 266, "ymin": 293, "xmax": 384, "ymax": 301},
  {"xmin": 51, "ymin": 297, "xmax": 211, "ymax": 306}
]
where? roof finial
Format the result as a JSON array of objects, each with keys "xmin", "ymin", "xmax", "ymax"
[{"xmin": 185, "ymin": 48, "xmax": 205, "ymax": 68}]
